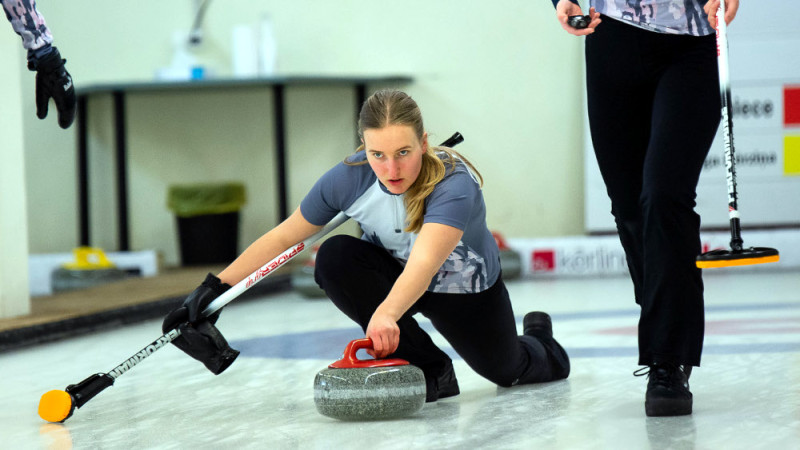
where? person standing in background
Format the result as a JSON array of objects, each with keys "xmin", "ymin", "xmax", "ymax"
[
  {"xmin": 3, "ymin": 0, "xmax": 75, "ymax": 129},
  {"xmin": 547, "ymin": 0, "xmax": 739, "ymax": 416}
]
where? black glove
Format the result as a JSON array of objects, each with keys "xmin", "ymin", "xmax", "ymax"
[
  {"xmin": 27, "ymin": 46, "xmax": 76, "ymax": 129},
  {"xmin": 167, "ymin": 321, "xmax": 240, "ymax": 375},
  {"xmin": 164, "ymin": 272, "xmax": 232, "ymax": 328},
  {"xmin": 162, "ymin": 273, "xmax": 239, "ymax": 375}
]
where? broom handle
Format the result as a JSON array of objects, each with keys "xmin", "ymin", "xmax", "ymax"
[
  {"xmin": 202, "ymin": 212, "xmax": 348, "ymax": 317},
  {"xmin": 715, "ymin": 1, "xmax": 744, "ymax": 251}
]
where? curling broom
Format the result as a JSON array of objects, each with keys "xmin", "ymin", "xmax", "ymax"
[{"xmin": 696, "ymin": 2, "xmax": 779, "ymax": 269}]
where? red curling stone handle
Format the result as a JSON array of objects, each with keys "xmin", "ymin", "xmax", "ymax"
[{"xmin": 328, "ymin": 338, "xmax": 410, "ymax": 369}]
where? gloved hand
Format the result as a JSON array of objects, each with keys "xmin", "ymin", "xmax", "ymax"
[
  {"xmin": 166, "ymin": 321, "xmax": 240, "ymax": 375},
  {"xmin": 162, "ymin": 273, "xmax": 240, "ymax": 375},
  {"xmin": 27, "ymin": 46, "xmax": 76, "ymax": 129},
  {"xmin": 163, "ymin": 272, "xmax": 232, "ymax": 328}
]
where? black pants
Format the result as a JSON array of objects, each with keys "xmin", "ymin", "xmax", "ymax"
[
  {"xmin": 314, "ymin": 235, "xmax": 569, "ymax": 387},
  {"xmin": 585, "ymin": 17, "xmax": 720, "ymax": 367}
]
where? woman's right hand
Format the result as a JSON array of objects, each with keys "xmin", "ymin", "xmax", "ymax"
[
  {"xmin": 704, "ymin": 0, "xmax": 739, "ymax": 30},
  {"xmin": 365, "ymin": 307, "xmax": 401, "ymax": 359},
  {"xmin": 556, "ymin": 1, "xmax": 601, "ymax": 36}
]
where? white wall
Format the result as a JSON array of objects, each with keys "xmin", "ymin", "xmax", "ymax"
[
  {"xmin": 0, "ymin": 31, "xmax": 30, "ymax": 318},
  {"xmin": 17, "ymin": 0, "xmax": 586, "ymax": 266}
]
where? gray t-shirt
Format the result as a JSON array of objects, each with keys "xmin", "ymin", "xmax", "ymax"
[{"xmin": 300, "ymin": 151, "xmax": 500, "ymax": 294}]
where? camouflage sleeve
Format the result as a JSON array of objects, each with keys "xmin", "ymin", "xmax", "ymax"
[{"xmin": 2, "ymin": 0, "xmax": 53, "ymax": 50}]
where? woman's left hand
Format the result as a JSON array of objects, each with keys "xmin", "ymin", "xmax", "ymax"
[
  {"xmin": 365, "ymin": 307, "xmax": 400, "ymax": 359},
  {"xmin": 704, "ymin": 0, "xmax": 739, "ymax": 29}
]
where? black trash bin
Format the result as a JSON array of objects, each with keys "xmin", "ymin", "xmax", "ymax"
[{"xmin": 167, "ymin": 182, "xmax": 246, "ymax": 265}]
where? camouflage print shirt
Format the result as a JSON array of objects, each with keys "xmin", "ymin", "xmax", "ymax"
[
  {"xmin": 555, "ymin": 0, "xmax": 714, "ymax": 36},
  {"xmin": 301, "ymin": 151, "xmax": 500, "ymax": 294},
  {"xmin": 2, "ymin": 0, "xmax": 52, "ymax": 50}
]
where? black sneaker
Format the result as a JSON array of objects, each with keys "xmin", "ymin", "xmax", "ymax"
[
  {"xmin": 636, "ymin": 363, "xmax": 693, "ymax": 417},
  {"xmin": 425, "ymin": 362, "xmax": 460, "ymax": 403},
  {"xmin": 523, "ymin": 311, "xmax": 553, "ymax": 339}
]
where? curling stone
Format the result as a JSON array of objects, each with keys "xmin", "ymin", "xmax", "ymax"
[
  {"xmin": 314, "ymin": 338, "xmax": 426, "ymax": 421},
  {"xmin": 492, "ymin": 231, "xmax": 522, "ymax": 280},
  {"xmin": 291, "ymin": 245, "xmax": 327, "ymax": 298},
  {"xmin": 51, "ymin": 247, "xmax": 128, "ymax": 293}
]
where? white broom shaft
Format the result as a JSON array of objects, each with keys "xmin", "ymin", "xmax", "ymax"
[
  {"xmin": 716, "ymin": 2, "xmax": 730, "ymax": 93},
  {"xmin": 716, "ymin": 2, "xmax": 740, "ymax": 219},
  {"xmin": 202, "ymin": 212, "xmax": 348, "ymax": 317}
]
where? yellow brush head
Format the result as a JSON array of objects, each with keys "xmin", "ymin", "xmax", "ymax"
[
  {"xmin": 696, "ymin": 247, "xmax": 780, "ymax": 269},
  {"xmin": 696, "ymin": 254, "xmax": 779, "ymax": 269},
  {"xmin": 38, "ymin": 390, "xmax": 75, "ymax": 423}
]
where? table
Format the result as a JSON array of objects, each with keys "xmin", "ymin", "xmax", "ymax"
[{"xmin": 75, "ymin": 75, "xmax": 412, "ymax": 251}]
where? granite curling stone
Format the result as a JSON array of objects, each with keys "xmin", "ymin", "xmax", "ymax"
[{"xmin": 314, "ymin": 338, "xmax": 426, "ymax": 421}]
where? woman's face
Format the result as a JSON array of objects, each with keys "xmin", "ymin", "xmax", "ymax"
[{"xmin": 363, "ymin": 125, "xmax": 427, "ymax": 195}]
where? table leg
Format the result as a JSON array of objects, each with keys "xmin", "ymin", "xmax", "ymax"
[
  {"xmin": 272, "ymin": 84, "xmax": 288, "ymax": 222},
  {"xmin": 355, "ymin": 83, "xmax": 366, "ymax": 146},
  {"xmin": 113, "ymin": 91, "xmax": 130, "ymax": 251},
  {"xmin": 77, "ymin": 95, "xmax": 89, "ymax": 246}
]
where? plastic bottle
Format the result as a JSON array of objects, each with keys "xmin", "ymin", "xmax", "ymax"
[{"xmin": 258, "ymin": 15, "xmax": 277, "ymax": 76}]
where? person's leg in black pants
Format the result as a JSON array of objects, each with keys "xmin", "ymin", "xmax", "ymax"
[
  {"xmin": 420, "ymin": 278, "xmax": 570, "ymax": 387},
  {"xmin": 638, "ymin": 34, "xmax": 719, "ymax": 367},
  {"xmin": 585, "ymin": 20, "xmax": 652, "ymax": 309},
  {"xmin": 314, "ymin": 234, "xmax": 457, "ymax": 400}
]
